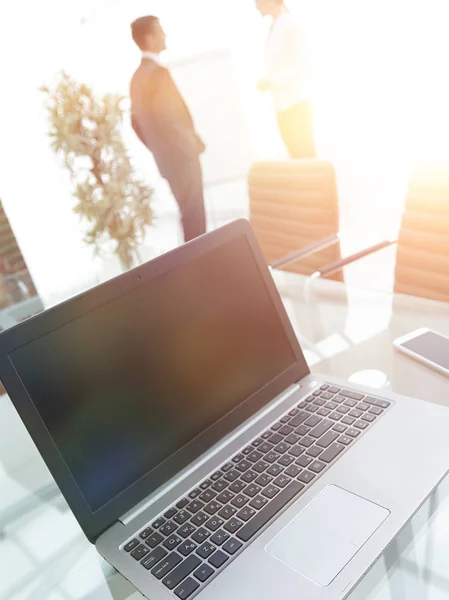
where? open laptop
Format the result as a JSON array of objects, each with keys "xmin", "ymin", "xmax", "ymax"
[{"xmin": 1, "ymin": 219, "xmax": 449, "ymax": 600}]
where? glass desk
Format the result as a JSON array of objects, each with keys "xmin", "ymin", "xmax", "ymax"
[{"xmin": 1, "ymin": 273, "xmax": 449, "ymax": 600}]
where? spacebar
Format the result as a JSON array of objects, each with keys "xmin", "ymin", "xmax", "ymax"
[{"xmin": 236, "ymin": 480, "xmax": 305, "ymax": 542}]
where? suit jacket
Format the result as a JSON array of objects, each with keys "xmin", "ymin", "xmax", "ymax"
[{"xmin": 130, "ymin": 58, "xmax": 204, "ymax": 181}]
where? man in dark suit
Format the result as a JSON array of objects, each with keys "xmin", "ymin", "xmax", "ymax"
[{"xmin": 130, "ymin": 16, "xmax": 206, "ymax": 242}]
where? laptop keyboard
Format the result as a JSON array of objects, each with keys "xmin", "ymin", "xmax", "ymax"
[{"xmin": 122, "ymin": 384, "xmax": 391, "ymax": 598}]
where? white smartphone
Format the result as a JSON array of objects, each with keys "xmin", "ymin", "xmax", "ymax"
[{"xmin": 393, "ymin": 327, "xmax": 449, "ymax": 376}]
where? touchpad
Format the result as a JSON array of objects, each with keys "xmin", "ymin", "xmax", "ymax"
[{"xmin": 266, "ymin": 485, "xmax": 390, "ymax": 587}]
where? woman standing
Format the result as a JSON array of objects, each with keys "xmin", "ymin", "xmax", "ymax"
[{"xmin": 255, "ymin": 0, "xmax": 316, "ymax": 158}]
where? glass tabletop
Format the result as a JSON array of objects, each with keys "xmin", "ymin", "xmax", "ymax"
[{"xmin": 1, "ymin": 272, "xmax": 449, "ymax": 600}]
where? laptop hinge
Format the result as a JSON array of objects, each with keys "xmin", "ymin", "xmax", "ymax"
[{"xmin": 120, "ymin": 382, "xmax": 301, "ymax": 526}]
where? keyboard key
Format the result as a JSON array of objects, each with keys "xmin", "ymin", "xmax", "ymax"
[
  {"xmin": 365, "ymin": 396, "xmax": 390, "ymax": 409},
  {"xmin": 163, "ymin": 535, "xmax": 182, "ymax": 550},
  {"xmin": 210, "ymin": 529, "xmax": 230, "ymax": 546},
  {"xmin": 312, "ymin": 389, "xmax": 322, "ymax": 396},
  {"xmin": 174, "ymin": 576, "xmax": 200, "ymax": 599},
  {"xmin": 329, "ymin": 386, "xmax": 341, "ymax": 394},
  {"xmin": 173, "ymin": 511, "xmax": 190, "ymax": 525},
  {"xmin": 357, "ymin": 402, "xmax": 370, "ymax": 411},
  {"xmin": 329, "ymin": 412, "xmax": 342, "ymax": 421},
  {"xmin": 199, "ymin": 489, "xmax": 216, "ymax": 503},
  {"xmin": 333, "ymin": 423, "xmax": 347, "ymax": 433},
  {"xmin": 317, "ymin": 408, "xmax": 331, "ymax": 417},
  {"xmin": 349, "ymin": 409, "xmax": 363, "ymax": 419},
  {"xmin": 237, "ymin": 506, "xmax": 256, "ymax": 521},
  {"xmin": 297, "ymin": 470, "xmax": 316, "ymax": 484},
  {"xmin": 313, "ymin": 398, "xmax": 327, "ymax": 407},
  {"xmin": 152, "ymin": 552, "xmax": 182, "ymax": 579},
  {"xmin": 146, "ymin": 532, "xmax": 164, "ymax": 548},
  {"xmin": 285, "ymin": 433, "xmax": 301, "ymax": 445},
  {"xmin": 341, "ymin": 389, "xmax": 365, "ymax": 401},
  {"xmin": 355, "ymin": 420, "xmax": 368, "ymax": 430},
  {"xmin": 139, "ymin": 527, "xmax": 153, "ymax": 540},
  {"xmin": 271, "ymin": 422, "xmax": 282, "ymax": 431},
  {"xmin": 223, "ymin": 537, "xmax": 243, "ymax": 556},
  {"xmin": 273, "ymin": 474, "xmax": 291, "ymax": 488},
  {"xmin": 242, "ymin": 446, "xmax": 252, "ymax": 455},
  {"xmin": 209, "ymin": 549, "xmax": 229, "ymax": 569},
  {"xmin": 196, "ymin": 542, "xmax": 216, "ymax": 559},
  {"xmin": 274, "ymin": 442, "xmax": 290, "ymax": 454},
  {"xmin": 231, "ymin": 494, "xmax": 249, "ymax": 508},
  {"xmin": 346, "ymin": 428, "xmax": 360, "ymax": 438},
  {"xmin": 265, "ymin": 451, "xmax": 281, "ymax": 463},
  {"xmin": 268, "ymin": 433, "xmax": 283, "ymax": 445},
  {"xmin": 262, "ymin": 431, "xmax": 272, "ymax": 439},
  {"xmin": 152, "ymin": 517, "xmax": 166, "ymax": 529},
  {"xmin": 320, "ymin": 442, "xmax": 345, "ymax": 462},
  {"xmin": 177, "ymin": 498, "xmax": 190, "ymax": 509},
  {"xmin": 191, "ymin": 512, "xmax": 208, "ymax": 526},
  {"xmin": 186, "ymin": 500, "xmax": 204, "ymax": 514},
  {"xmin": 178, "ymin": 540, "xmax": 197, "ymax": 556},
  {"xmin": 211, "ymin": 479, "xmax": 228, "ymax": 493},
  {"xmin": 237, "ymin": 480, "xmax": 304, "ymax": 542},
  {"xmin": 178, "ymin": 523, "xmax": 195, "ymax": 539},
  {"xmin": 224, "ymin": 470, "xmax": 240, "ymax": 482},
  {"xmin": 232, "ymin": 454, "xmax": 244, "ymax": 463},
  {"xmin": 188, "ymin": 489, "xmax": 201, "ymax": 499},
  {"xmin": 362, "ymin": 413, "xmax": 376, "ymax": 423},
  {"xmin": 309, "ymin": 461, "xmax": 326, "ymax": 474},
  {"xmin": 320, "ymin": 384, "xmax": 329, "ymax": 390},
  {"xmin": 193, "ymin": 563, "xmax": 214, "ymax": 582},
  {"xmin": 163, "ymin": 555, "xmax": 201, "ymax": 590},
  {"xmin": 299, "ymin": 436, "xmax": 314, "ymax": 448},
  {"xmin": 320, "ymin": 392, "xmax": 333, "ymax": 400},
  {"xmin": 229, "ymin": 480, "xmax": 246, "ymax": 493},
  {"xmin": 235, "ymin": 460, "xmax": 252, "ymax": 473},
  {"xmin": 280, "ymin": 416, "xmax": 291, "ymax": 424},
  {"xmin": 295, "ymin": 455, "xmax": 313, "ymax": 468},
  {"xmin": 192, "ymin": 528, "xmax": 210, "ymax": 543},
  {"xmin": 317, "ymin": 431, "xmax": 339, "ymax": 448},
  {"xmin": 325, "ymin": 402, "xmax": 338, "ymax": 411},
  {"xmin": 267, "ymin": 463, "xmax": 283, "ymax": 476},
  {"xmin": 341, "ymin": 416, "xmax": 355, "ymax": 425},
  {"xmin": 131, "ymin": 544, "xmax": 149, "ymax": 561},
  {"xmin": 289, "ymin": 408, "xmax": 299, "ymax": 416},
  {"xmin": 218, "ymin": 505, "xmax": 237, "ymax": 520},
  {"xmin": 211, "ymin": 471, "xmax": 223, "ymax": 481},
  {"xmin": 216, "ymin": 490, "xmax": 234, "ymax": 504},
  {"xmin": 247, "ymin": 450, "xmax": 264, "ymax": 463},
  {"xmin": 262, "ymin": 485, "xmax": 280, "ymax": 499},
  {"xmin": 244, "ymin": 483, "xmax": 261, "ymax": 497},
  {"xmin": 338, "ymin": 435, "xmax": 353, "ymax": 446},
  {"xmin": 124, "ymin": 538, "xmax": 139, "ymax": 552},
  {"xmin": 306, "ymin": 446, "xmax": 322, "ymax": 458},
  {"xmin": 255, "ymin": 473, "xmax": 273, "ymax": 487},
  {"xmin": 160, "ymin": 521, "xmax": 177, "ymax": 536},
  {"xmin": 253, "ymin": 459, "xmax": 270, "ymax": 473},
  {"xmin": 200, "ymin": 479, "xmax": 213, "ymax": 489},
  {"xmin": 241, "ymin": 470, "xmax": 258, "ymax": 483},
  {"xmin": 288, "ymin": 444, "xmax": 305, "ymax": 457},
  {"xmin": 289, "ymin": 412, "xmax": 310, "ymax": 427},
  {"xmin": 224, "ymin": 518, "xmax": 243, "ymax": 534},
  {"xmin": 279, "ymin": 424, "xmax": 294, "ymax": 436},
  {"xmin": 249, "ymin": 495, "xmax": 268, "ymax": 509},
  {"xmin": 309, "ymin": 419, "xmax": 333, "ymax": 439},
  {"xmin": 259, "ymin": 442, "xmax": 274, "ymax": 454},
  {"xmin": 164, "ymin": 508, "xmax": 177, "ymax": 520},
  {"xmin": 343, "ymin": 399, "xmax": 358, "ymax": 408},
  {"xmin": 205, "ymin": 517, "xmax": 224, "ymax": 532},
  {"xmin": 336, "ymin": 405, "xmax": 350, "ymax": 414},
  {"xmin": 204, "ymin": 501, "xmax": 221, "ymax": 515},
  {"xmin": 141, "ymin": 546, "xmax": 168, "ymax": 569},
  {"xmin": 284, "ymin": 464, "xmax": 302, "ymax": 478},
  {"xmin": 369, "ymin": 406, "xmax": 383, "ymax": 415},
  {"xmin": 305, "ymin": 404, "xmax": 319, "ymax": 413},
  {"xmin": 278, "ymin": 454, "xmax": 295, "ymax": 466}
]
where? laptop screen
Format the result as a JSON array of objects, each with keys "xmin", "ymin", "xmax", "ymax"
[{"xmin": 8, "ymin": 235, "xmax": 298, "ymax": 512}]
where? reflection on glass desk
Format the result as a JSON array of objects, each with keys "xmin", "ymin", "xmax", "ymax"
[{"xmin": 1, "ymin": 273, "xmax": 449, "ymax": 600}]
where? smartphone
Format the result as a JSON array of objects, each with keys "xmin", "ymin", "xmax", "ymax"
[{"xmin": 393, "ymin": 328, "xmax": 449, "ymax": 376}]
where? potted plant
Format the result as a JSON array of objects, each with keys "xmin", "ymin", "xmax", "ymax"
[{"xmin": 41, "ymin": 72, "xmax": 153, "ymax": 270}]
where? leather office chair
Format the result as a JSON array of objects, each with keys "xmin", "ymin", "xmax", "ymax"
[{"xmin": 248, "ymin": 159, "xmax": 343, "ymax": 281}]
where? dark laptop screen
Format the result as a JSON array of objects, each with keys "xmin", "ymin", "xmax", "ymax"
[{"xmin": 8, "ymin": 236, "xmax": 297, "ymax": 512}]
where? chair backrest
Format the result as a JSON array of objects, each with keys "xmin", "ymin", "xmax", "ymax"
[
  {"xmin": 395, "ymin": 164, "xmax": 449, "ymax": 302},
  {"xmin": 248, "ymin": 159, "xmax": 342, "ymax": 279}
]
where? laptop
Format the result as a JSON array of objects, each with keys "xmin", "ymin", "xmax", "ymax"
[{"xmin": 1, "ymin": 219, "xmax": 449, "ymax": 600}]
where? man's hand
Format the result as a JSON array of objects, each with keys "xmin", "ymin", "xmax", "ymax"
[{"xmin": 257, "ymin": 78, "xmax": 272, "ymax": 92}]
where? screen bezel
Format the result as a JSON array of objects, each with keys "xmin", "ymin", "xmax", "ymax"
[{"xmin": 0, "ymin": 219, "xmax": 309, "ymax": 542}]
